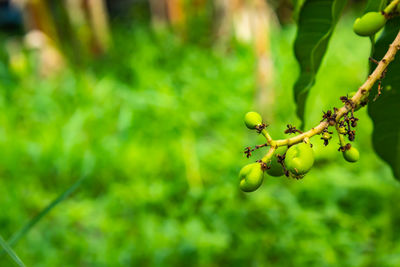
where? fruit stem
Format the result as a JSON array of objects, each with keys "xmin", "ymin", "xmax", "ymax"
[
  {"xmin": 261, "ymin": 146, "xmax": 276, "ymax": 164},
  {"xmin": 335, "ymin": 124, "xmax": 347, "ymax": 147},
  {"xmin": 261, "ymin": 128, "xmax": 273, "ymax": 145},
  {"xmin": 384, "ymin": 0, "xmax": 400, "ymax": 14}
]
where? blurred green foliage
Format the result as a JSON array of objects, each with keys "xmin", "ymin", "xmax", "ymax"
[{"xmin": 0, "ymin": 15, "xmax": 400, "ymax": 266}]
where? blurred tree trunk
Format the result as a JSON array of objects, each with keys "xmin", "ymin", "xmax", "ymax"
[
  {"xmin": 166, "ymin": 0, "xmax": 185, "ymax": 26},
  {"xmin": 12, "ymin": 0, "xmax": 58, "ymax": 42},
  {"xmin": 85, "ymin": 0, "xmax": 111, "ymax": 54},
  {"xmin": 215, "ymin": 0, "xmax": 232, "ymax": 48},
  {"xmin": 10, "ymin": 0, "xmax": 112, "ymax": 73},
  {"xmin": 251, "ymin": 0, "xmax": 275, "ymax": 122},
  {"xmin": 66, "ymin": 0, "xmax": 111, "ymax": 56},
  {"xmin": 149, "ymin": 0, "xmax": 186, "ymax": 35},
  {"xmin": 216, "ymin": 0, "xmax": 277, "ymax": 122},
  {"xmin": 148, "ymin": 0, "xmax": 169, "ymax": 28},
  {"xmin": 65, "ymin": 0, "xmax": 92, "ymax": 57},
  {"xmin": 11, "ymin": 0, "xmax": 64, "ymax": 77}
]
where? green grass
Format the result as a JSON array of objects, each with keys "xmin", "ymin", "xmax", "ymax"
[
  {"xmin": 0, "ymin": 16, "xmax": 399, "ymax": 266},
  {"xmin": 0, "ymin": 235, "xmax": 25, "ymax": 267}
]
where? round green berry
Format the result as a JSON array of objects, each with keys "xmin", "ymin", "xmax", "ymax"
[
  {"xmin": 266, "ymin": 146, "xmax": 287, "ymax": 177},
  {"xmin": 239, "ymin": 163, "xmax": 264, "ymax": 192},
  {"xmin": 285, "ymin": 142, "xmax": 314, "ymax": 176},
  {"xmin": 244, "ymin": 111, "xmax": 263, "ymax": 129},
  {"xmin": 343, "ymin": 147, "xmax": 359, "ymax": 163},
  {"xmin": 353, "ymin": 12, "xmax": 386, "ymax": 37}
]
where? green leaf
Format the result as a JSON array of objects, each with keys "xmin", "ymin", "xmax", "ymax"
[
  {"xmin": 368, "ymin": 18, "xmax": 400, "ymax": 180},
  {"xmin": 293, "ymin": 0, "xmax": 347, "ymax": 128},
  {"xmin": 0, "ymin": 175, "xmax": 89, "ymax": 259},
  {"xmin": 0, "ymin": 235, "xmax": 25, "ymax": 267},
  {"xmin": 7, "ymin": 175, "xmax": 87, "ymax": 247}
]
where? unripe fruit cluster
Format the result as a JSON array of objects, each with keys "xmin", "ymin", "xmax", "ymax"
[
  {"xmin": 239, "ymin": 141, "xmax": 316, "ymax": 192},
  {"xmin": 239, "ymin": 0, "xmax": 397, "ymax": 192},
  {"xmin": 240, "ymin": 109, "xmax": 362, "ymax": 193},
  {"xmin": 240, "ymin": 112, "xmax": 320, "ymax": 192}
]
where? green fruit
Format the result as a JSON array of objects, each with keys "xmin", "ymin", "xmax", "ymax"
[
  {"xmin": 244, "ymin": 111, "xmax": 262, "ymax": 129},
  {"xmin": 239, "ymin": 163, "xmax": 264, "ymax": 192},
  {"xmin": 285, "ymin": 142, "xmax": 314, "ymax": 176},
  {"xmin": 353, "ymin": 12, "xmax": 386, "ymax": 36},
  {"xmin": 343, "ymin": 147, "xmax": 359, "ymax": 163},
  {"xmin": 266, "ymin": 146, "xmax": 287, "ymax": 177}
]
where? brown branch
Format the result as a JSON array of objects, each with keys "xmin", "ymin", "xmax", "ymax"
[{"xmin": 267, "ymin": 30, "xmax": 400, "ymax": 148}]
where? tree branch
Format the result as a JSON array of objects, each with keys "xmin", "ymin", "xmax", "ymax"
[{"xmin": 266, "ymin": 30, "xmax": 400, "ymax": 149}]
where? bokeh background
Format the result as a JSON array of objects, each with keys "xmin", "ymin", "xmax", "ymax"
[{"xmin": 1, "ymin": 0, "xmax": 400, "ymax": 266}]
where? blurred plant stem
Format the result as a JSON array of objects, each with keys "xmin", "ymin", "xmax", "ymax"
[
  {"xmin": 4, "ymin": 175, "xmax": 87, "ymax": 250},
  {"xmin": 181, "ymin": 131, "xmax": 203, "ymax": 191}
]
